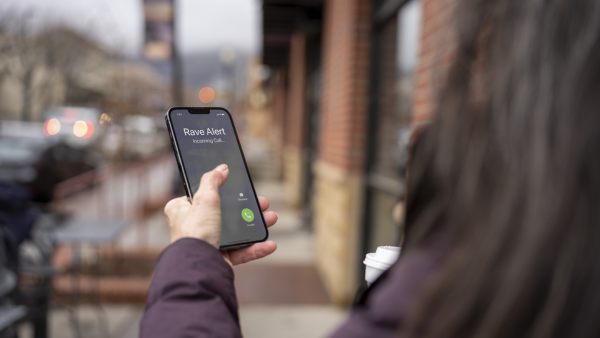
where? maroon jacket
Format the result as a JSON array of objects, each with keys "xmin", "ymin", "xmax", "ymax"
[{"xmin": 140, "ymin": 238, "xmax": 442, "ymax": 338}]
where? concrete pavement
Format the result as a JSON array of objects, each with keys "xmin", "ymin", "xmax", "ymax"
[{"xmin": 235, "ymin": 180, "xmax": 347, "ymax": 338}]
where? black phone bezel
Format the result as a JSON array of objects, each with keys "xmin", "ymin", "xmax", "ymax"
[{"xmin": 165, "ymin": 107, "xmax": 269, "ymax": 249}]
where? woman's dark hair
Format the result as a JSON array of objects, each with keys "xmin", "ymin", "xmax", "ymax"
[{"xmin": 402, "ymin": 0, "xmax": 600, "ymax": 337}]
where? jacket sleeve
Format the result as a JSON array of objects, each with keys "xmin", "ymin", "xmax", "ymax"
[{"xmin": 140, "ymin": 238, "xmax": 242, "ymax": 338}]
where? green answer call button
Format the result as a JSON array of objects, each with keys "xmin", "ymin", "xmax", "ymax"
[{"xmin": 241, "ymin": 208, "xmax": 254, "ymax": 222}]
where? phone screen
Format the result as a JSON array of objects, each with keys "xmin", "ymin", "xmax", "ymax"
[{"xmin": 168, "ymin": 108, "xmax": 267, "ymax": 247}]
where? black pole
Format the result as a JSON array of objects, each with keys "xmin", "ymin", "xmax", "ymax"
[
  {"xmin": 171, "ymin": 0, "xmax": 183, "ymax": 106},
  {"xmin": 359, "ymin": 0, "xmax": 384, "ymax": 287},
  {"xmin": 230, "ymin": 64, "xmax": 236, "ymax": 116}
]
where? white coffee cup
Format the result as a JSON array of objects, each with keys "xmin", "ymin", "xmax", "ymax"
[{"xmin": 363, "ymin": 246, "xmax": 401, "ymax": 286}]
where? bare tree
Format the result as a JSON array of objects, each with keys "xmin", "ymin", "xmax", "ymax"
[
  {"xmin": 0, "ymin": 10, "xmax": 113, "ymax": 121},
  {"xmin": 0, "ymin": 10, "xmax": 46, "ymax": 121}
]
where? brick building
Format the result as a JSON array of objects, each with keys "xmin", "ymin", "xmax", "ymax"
[{"xmin": 259, "ymin": 0, "xmax": 456, "ymax": 305}]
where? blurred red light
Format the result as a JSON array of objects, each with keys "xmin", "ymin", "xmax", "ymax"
[
  {"xmin": 82, "ymin": 121, "xmax": 95, "ymax": 139},
  {"xmin": 43, "ymin": 120, "xmax": 50, "ymax": 136}
]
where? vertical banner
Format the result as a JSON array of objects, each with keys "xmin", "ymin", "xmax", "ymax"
[{"xmin": 143, "ymin": 0, "xmax": 174, "ymax": 60}]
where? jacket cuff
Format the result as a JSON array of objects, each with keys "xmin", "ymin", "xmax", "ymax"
[
  {"xmin": 146, "ymin": 237, "xmax": 235, "ymax": 306},
  {"xmin": 156, "ymin": 237, "xmax": 233, "ymax": 278}
]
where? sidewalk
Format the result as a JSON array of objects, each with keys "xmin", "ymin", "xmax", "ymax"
[{"xmin": 236, "ymin": 180, "xmax": 347, "ymax": 338}]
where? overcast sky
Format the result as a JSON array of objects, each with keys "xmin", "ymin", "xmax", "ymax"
[{"xmin": 0, "ymin": 0, "xmax": 262, "ymax": 56}]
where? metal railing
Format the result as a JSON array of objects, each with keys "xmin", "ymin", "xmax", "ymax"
[{"xmin": 52, "ymin": 153, "xmax": 176, "ymax": 245}]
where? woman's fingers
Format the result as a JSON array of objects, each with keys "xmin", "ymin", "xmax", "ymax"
[
  {"xmin": 263, "ymin": 211, "xmax": 278, "ymax": 228},
  {"xmin": 227, "ymin": 241, "xmax": 277, "ymax": 266},
  {"xmin": 258, "ymin": 196, "xmax": 270, "ymax": 212},
  {"xmin": 258, "ymin": 197, "xmax": 276, "ymax": 227}
]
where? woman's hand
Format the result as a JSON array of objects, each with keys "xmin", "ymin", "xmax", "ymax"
[{"xmin": 164, "ymin": 164, "xmax": 278, "ymax": 266}]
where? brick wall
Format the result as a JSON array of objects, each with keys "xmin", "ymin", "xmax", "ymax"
[
  {"xmin": 317, "ymin": 0, "xmax": 372, "ymax": 173},
  {"xmin": 312, "ymin": 0, "xmax": 372, "ymax": 305},
  {"xmin": 413, "ymin": 0, "xmax": 457, "ymax": 123}
]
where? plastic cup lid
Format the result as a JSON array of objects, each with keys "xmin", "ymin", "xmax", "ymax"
[{"xmin": 363, "ymin": 246, "xmax": 401, "ymax": 270}]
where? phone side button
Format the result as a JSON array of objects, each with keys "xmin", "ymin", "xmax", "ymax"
[{"xmin": 176, "ymin": 162, "xmax": 184, "ymax": 178}]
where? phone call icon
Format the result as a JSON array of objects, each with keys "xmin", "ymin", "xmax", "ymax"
[{"xmin": 241, "ymin": 208, "xmax": 254, "ymax": 222}]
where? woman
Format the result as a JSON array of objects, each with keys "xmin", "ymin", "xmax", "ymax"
[{"xmin": 141, "ymin": 0, "xmax": 600, "ymax": 336}]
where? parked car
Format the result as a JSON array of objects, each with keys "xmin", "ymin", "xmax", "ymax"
[
  {"xmin": 42, "ymin": 106, "xmax": 104, "ymax": 146},
  {"xmin": 0, "ymin": 120, "xmax": 99, "ymax": 204},
  {"xmin": 0, "ymin": 122, "xmax": 55, "ymax": 187}
]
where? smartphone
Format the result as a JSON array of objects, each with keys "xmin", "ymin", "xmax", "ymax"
[{"xmin": 165, "ymin": 107, "xmax": 268, "ymax": 249}]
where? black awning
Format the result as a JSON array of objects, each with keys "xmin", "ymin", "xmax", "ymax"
[{"xmin": 262, "ymin": 1, "xmax": 323, "ymax": 68}]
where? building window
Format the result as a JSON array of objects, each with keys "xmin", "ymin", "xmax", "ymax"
[{"xmin": 365, "ymin": 0, "xmax": 422, "ymax": 252}]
